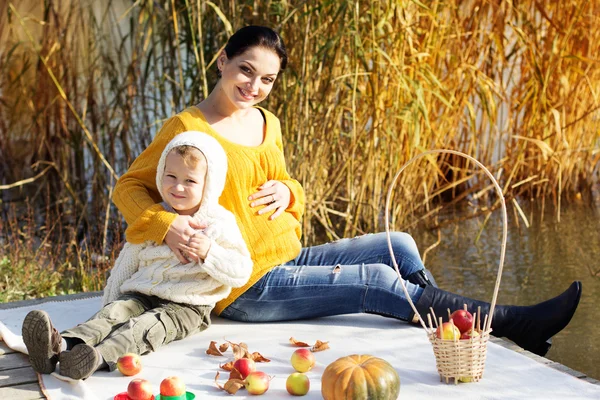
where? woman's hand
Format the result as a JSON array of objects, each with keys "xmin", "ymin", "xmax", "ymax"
[
  {"xmin": 249, "ymin": 180, "xmax": 291, "ymax": 220},
  {"xmin": 179, "ymin": 232, "xmax": 212, "ymax": 263},
  {"xmin": 164, "ymin": 215, "xmax": 207, "ymax": 263}
]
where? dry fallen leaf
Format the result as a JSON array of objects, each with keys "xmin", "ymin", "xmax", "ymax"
[
  {"xmin": 207, "ymin": 341, "xmax": 224, "ymax": 356},
  {"xmin": 214, "ymin": 371, "xmax": 224, "ymax": 390},
  {"xmin": 312, "ymin": 340, "xmax": 330, "ymax": 352},
  {"xmin": 219, "ymin": 343, "xmax": 230, "ymax": 353},
  {"xmin": 215, "ymin": 371, "xmax": 245, "ymax": 395},
  {"xmin": 220, "ymin": 361, "xmax": 235, "ymax": 371},
  {"xmin": 239, "ymin": 342, "xmax": 251, "ymax": 359},
  {"xmin": 224, "ymin": 379, "xmax": 246, "ymax": 395},
  {"xmin": 289, "ymin": 337, "xmax": 311, "ymax": 347},
  {"xmin": 250, "ymin": 352, "xmax": 271, "ymax": 363},
  {"xmin": 229, "ymin": 368, "xmax": 244, "ymax": 381},
  {"xmin": 229, "ymin": 341, "xmax": 251, "ymax": 360}
]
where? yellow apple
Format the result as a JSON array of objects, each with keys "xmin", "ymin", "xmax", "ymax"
[{"xmin": 435, "ymin": 322, "xmax": 461, "ymax": 340}]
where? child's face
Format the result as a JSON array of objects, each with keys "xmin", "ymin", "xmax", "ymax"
[{"xmin": 162, "ymin": 149, "xmax": 207, "ymax": 215}]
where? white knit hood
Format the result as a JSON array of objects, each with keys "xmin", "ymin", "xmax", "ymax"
[{"xmin": 156, "ymin": 131, "xmax": 227, "ymax": 215}]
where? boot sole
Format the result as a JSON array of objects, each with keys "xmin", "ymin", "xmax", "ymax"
[
  {"xmin": 528, "ymin": 339, "xmax": 552, "ymax": 357},
  {"xmin": 59, "ymin": 344, "xmax": 99, "ymax": 380},
  {"xmin": 22, "ymin": 310, "xmax": 58, "ymax": 374}
]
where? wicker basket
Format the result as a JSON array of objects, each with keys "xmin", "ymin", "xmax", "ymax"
[{"xmin": 384, "ymin": 150, "xmax": 507, "ymax": 384}]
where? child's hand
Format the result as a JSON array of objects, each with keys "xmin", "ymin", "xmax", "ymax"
[
  {"xmin": 165, "ymin": 215, "xmax": 207, "ymax": 263},
  {"xmin": 180, "ymin": 230, "xmax": 211, "ymax": 262}
]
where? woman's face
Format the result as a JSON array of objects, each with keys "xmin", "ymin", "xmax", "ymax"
[{"xmin": 218, "ymin": 46, "xmax": 281, "ymax": 109}]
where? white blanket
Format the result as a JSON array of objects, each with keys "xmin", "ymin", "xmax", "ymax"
[{"xmin": 1, "ymin": 296, "xmax": 598, "ymax": 400}]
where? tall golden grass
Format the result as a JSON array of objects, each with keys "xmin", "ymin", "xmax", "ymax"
[{"xmin": 0, "ymin": 0, "xmax": 599, "ymax": 297}]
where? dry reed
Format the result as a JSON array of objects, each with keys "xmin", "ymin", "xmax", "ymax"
[{"xmin": 0, "ymin": 0, "xmax": 599, "ymax": 298}]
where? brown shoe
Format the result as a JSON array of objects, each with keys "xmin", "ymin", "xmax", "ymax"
[
  {"xmin": 58, "ymin": 344, "xmax": 100, "ymax": 380},
  {"xmin": 22, "ymin": 310, "xmax": 62, "ymax": 374}
]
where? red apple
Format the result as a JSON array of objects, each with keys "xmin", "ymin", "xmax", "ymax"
[
  {"xmin": 244, "ymin": 371, "xmax": 271, "ymax": 395},
  {"xmin": 160, "ymin": 376, "xmax": 186, "ymax": 397},
  {"xmin": 127, "ymin": 378, "xmax": 153, "ymax": 400},
  {"xmin": 450, "ymin": 309, "xmax": 474, "ymax": 333},
  {"xmin": 290, "ymin": 349, "xmax": 316, "ymax": 373},
  {"xmin": 460, "ymin": 329, "xmax": 480, "ymax": 340},
  {"xmin": 286, "ymin": 372, "xmax": 310, "ymax": 396},
  {"xmin": 436, "ymin": 322, "xmax": 461, "ymax": 340},
  {"xmin": 117, "ymin": 353, "xmax": 142, "ymax": 376},
  {"xmin": 232, "ymin": 357, "xmax": 256, "ymax": 379}
]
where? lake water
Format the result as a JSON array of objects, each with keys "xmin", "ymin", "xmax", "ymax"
[{"xmin": 409, "ymin": 201, "xmax": 600, "ymax": 380}]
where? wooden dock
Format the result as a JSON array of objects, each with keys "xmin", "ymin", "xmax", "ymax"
[
  {"xmin": 0, "ymin": 341, "xmax": 44, "ymax": 399},
  {"xmin": 1, "ymin": 292, "xmax": 598, "ymax": 399}
]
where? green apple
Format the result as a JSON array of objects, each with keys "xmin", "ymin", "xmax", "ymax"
[{"xmin": 286, "ymin": 372, "xmax": 310, "ymax": 396}]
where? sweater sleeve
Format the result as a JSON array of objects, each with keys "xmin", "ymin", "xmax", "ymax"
[
  {"xmin": 272, "ymin": 117, "xmax": 306, "ymax": 222},
  {"xmin": 201, "ymin": 208, "xmax": 253, "ymax": 288},
  {"xmin": 102, "ymin": 242, "xmax": 145, "ymax": 305},
  {"xmin": 112, "ymin": 116, "xmax": 188, "ymax": 244}
]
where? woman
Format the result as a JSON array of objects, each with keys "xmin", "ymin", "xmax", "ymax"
[{"xmin": 112, "ymin": 26, "xmax": 581, "ymax": 357}]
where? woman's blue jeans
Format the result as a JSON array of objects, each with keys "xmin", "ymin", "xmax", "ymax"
[{"xmin": 220, "ymin": 232, "xmax": 425, "ymax": 322}]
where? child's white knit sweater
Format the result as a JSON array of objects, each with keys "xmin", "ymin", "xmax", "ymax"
[{"xmin": 102, "ymin": 132, "xmax": 253, "ymax": 306}]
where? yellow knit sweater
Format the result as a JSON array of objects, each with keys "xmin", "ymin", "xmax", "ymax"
[{"xmin": 112, "ymin": 106, "xmax": 305, "ymax": 314}]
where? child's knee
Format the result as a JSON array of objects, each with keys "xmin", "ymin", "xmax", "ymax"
[{"xmin": 141, "ymin": 316, "xmax": 178, "ymax": 352}]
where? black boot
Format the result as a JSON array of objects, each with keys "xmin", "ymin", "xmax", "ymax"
[
  {"xmin": 413, "ymin": 281, "xmax": 582, "ymax": 357},
  {"xmin": 406, "ymin": 269, "xmax": 438, "ymax": 288}
]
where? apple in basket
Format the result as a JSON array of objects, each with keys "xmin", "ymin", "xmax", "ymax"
[
  {"xmin": 460, "ymin": 329, "xmax": 480, "ymax": 340},
  {"xmin": 291, "ymin": 348, "xmax": 316, "ymax": 373},
  {"xmin": 117, "ymin": 353, "xmax": 142, "ymax": 376},
  {"xmin": 436, "ymin": 322, "xmax": 461, "ymax": 340},
  {"xmin": 160, "ymin": 376, "xmax": 186, "ymax": 397},
  {"xmin": 232, "ymin": 357, "xmax": 256, "ymax": 379},
  {"xmin": 450, "ymin": 309, "xmax": 474, "ymax": 334},
  {"xmin": 245, "ymin": 371, "xmax": 271, "ymax": 395},
  {"xmin": 127, "ymin": 378, "xmax": 153, "ymax": 400}
]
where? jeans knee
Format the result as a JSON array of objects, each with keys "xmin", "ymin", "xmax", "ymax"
[
  {"xmin": 367, "ymin": 263, "xmax": 401, "ymax": 286},
  {"xmin": 389, "ymin": 232, "xmax": 420, "ymax": 257},
  {"xmin": 388, "ymin": 232, "xmax": 423, "ymax": 274},
  {"xmin": 389, "ymin": 232, "xmax": 418, "ymax": 253}
]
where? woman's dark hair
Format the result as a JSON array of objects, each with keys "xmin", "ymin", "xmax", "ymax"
[{"xmin": 218, "ymin": 26, "xmax": 287, "ymax": 77}]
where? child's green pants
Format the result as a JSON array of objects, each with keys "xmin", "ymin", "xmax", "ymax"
[{"xmin": 61, "ymin": 292, "xmax": 212, "ymax": 370}]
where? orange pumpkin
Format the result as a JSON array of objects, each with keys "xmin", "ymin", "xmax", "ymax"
[{"xmin": 321, "ymin": 354, "xmax": 400, "ymax": 400}]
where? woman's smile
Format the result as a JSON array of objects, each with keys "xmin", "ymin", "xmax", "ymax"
[{"xmin": 237, "ymin": 86, "xmax": 256, "ymax": 100}]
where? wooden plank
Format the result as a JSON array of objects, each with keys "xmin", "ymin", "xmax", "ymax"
[
  {"xmin": 0, "ymin": 352, "xmax": 31, "ymax": 371},
  {"xmin": 0, "ymin": 342, "xmax": 16, "ymax": 355},
  {"xmin": 549, "ymin": 362, "xmax": 587, "ymax": 378},
  {"xmin": 580, "ymin": 376, "xmax": 600, "ymax": 385},
  {"xmin": 0, "ymin": 382, "xmax": 44, "ymax": 400},
  {"xmin": 490, "ymin": 337, "xmax": 599, "ymax": 384},
  {"xmin": 0, "ymin": 366, "xmax": 38, "ymax": 388}
]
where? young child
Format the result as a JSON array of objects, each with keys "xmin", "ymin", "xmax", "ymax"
[{"xmin": 21, "ymin": 131, "xmax": 253, "ymax": 380}]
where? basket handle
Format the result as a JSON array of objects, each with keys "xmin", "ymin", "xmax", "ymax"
[{"xmin": 384, "ymin": 150, "xmax": 507, "ymax": 333}]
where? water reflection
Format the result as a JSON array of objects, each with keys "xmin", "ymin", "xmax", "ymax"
[{"xmin": 410, "ymin": 202, "xmax": 600, "ymax": 380}]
